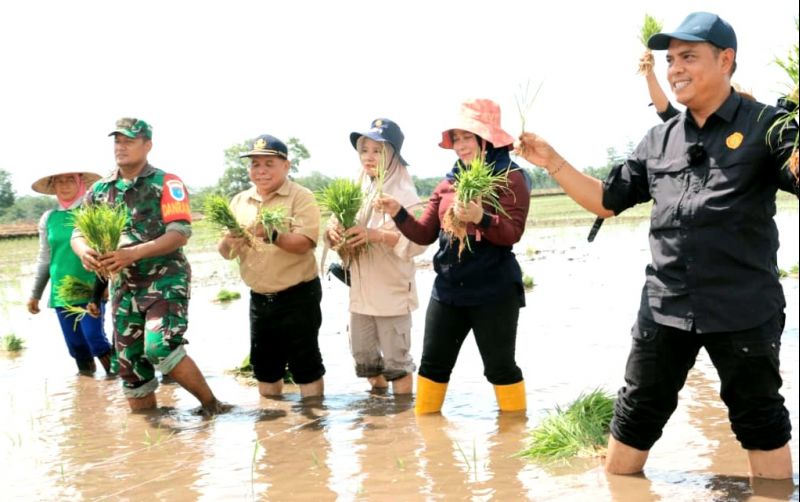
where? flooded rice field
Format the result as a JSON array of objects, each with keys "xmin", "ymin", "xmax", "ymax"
[{"xmin": 1, "ymin": 213, "xmax": 798, "ymax": 501}]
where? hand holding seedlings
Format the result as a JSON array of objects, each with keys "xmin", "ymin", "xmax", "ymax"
[
  {"xmin": 326, "ymin": 218, "xmax": 346, "ymax": 246},
  {"xmin": 99, "ymin": 246, "xmax": 140, "ymax": 274},
  {"xmin": 86, "ymin": 302, "xmax": 101, "ymax": 318},
  {"xmin": 372, "ymin": 195, "xmax": 401, "ymax": 217},
  {"xmin": 516, "ymin": 133, "xmax": 559, "ymax": 171},
  {"xmin": 453, "ymin": 200, "xmax": 483, "ymax": 224},
  {"xmin": 220, "ymin": 231, "xmax": 250, "ymax": 258},
  {"xmin": 638, "ymin": 51, "xmax": 655, "ymax": 76},
  {"xmin": 344, "ymin": 225, "xmax": 370, "ymax": 248}
]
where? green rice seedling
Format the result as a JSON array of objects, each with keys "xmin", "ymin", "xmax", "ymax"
[
  {"xmin": 374, "ymin": 147, "xmax": 388, "ymax": 197},
  {"xmin": 522, "ymin": 274, "xmax": 535, "ymax": 291},
  {"xmin": 515, "ymin": 79, "xmax": 544, "ymax": 133},
  {"xmin": 259, "ymin": 205, "xmax": 294, "ymax": 244},
  {"xmin": 316, "ymin": 178, "xmax": 364, "ymax": 265},
  {"xmin": 443, "ymin": 156, "xmax": 510, "ymax": 257},
  {"xmin": 62, "ymin": 304, "xmax": 91, "ymax": 329},
  {"xmin": 3, "ymin": 333, "xmax": 25, "ymax": 352},
  {"xmin": 215, "ymin": 289, "xmax": 241, "ymax": 302},
  {"xmin": 251, "ymin": 439, "xmax": 262, "ymax": 497},
  {"xmin": 767, "ymin": 19, "xmax": 798, "ymax": 180},
  {"xmin": 72, "ymin": 203, "xmax": 127, "ymax": 256},
  {"xmin": 519, "ymin": 388, "xmax": 615, "ymax": 460},
  {"xmin": 637, "ymin": 14, "xmax": 663, "ymax": 75},
  {"xmin": 56, "ymin": 275, "xmax": 93, "ymax": 305},
  {"xmin": 203, "ymin": 194, "xmax": 251, "ymax": 242}
]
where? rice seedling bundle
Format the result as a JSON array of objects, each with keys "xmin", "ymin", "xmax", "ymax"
[
  {"xmin": 769, "ymin": 19, "xmax": 799, "ymax": 180},
  {"xmin": 258, "ymin": 205, "xmax": 293, "ymax": 244},
  {"xmin": 72, "ymin": 203, "xmax": 127, "ymax": 255},
  {"xmin": 519, "ymin": 388, "xmax": 615, "ymax": 460},
  {"xmin": 443, "ymin": 156, "xmax": 509, "ymax": 257},
  {"xmin": 56, "ymin": 275, "xmax": 93, "ymax": 305},
  {"xmin": 204, "ymin": 194, "xmax": 251, "ymax": 241},
  {"xmin": 637, "ymin": 14, "xmax": 663, "ymax": 75},
  {"xmin": 316, "ymin": 178, "xmax": 364, "ymax": 265}
]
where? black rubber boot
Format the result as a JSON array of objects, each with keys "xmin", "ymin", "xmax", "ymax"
[{"xmin": 76, "ymin": 358, "xmax": 97, "ymax": 375}]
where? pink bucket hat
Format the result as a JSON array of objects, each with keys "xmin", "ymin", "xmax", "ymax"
[{"xmin": 439, "ymin": 98, "xmax": 515, "ymax": 150}]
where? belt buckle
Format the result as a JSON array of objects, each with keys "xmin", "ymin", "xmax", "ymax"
[{"xmin": 263, "ymin": 292, "xmax": 278, "ymax": 302}]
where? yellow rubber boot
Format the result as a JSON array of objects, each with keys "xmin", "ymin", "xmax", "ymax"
[
  {"xmin": 415, "ymin": 375, "xmax": 448, "ymax": 415},
  {"xmin": 494, "ymin": 380, "xmax": 527, "ymax": 412}
]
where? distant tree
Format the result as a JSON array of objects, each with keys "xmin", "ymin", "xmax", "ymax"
[
  {"xmin": 217, "ymin": 142, "xmax": 252, "ymax": 199},
  {"xmin": 293, "ymin": 171, "xmax": 333, "ymax": 192},
  {"xmin": 526, "ymin": 168, "xmax": 559, "ymax": 189},
  {"xmin": 583, "ymin": 144, "xmax": 634, "ymax": 180},
  {"xmin": 0, "ymin": 169, "xmax": 15, "ymax": 211},
  {"xmin": 287, "ymin": 137, "xmax": 310, "ymax": 174},
  {"xmin": 0, "ymin": 195, "xmax": 56, "ymax": 223},
  {"xmin": 412, "ymin": 176, "xmax": 441, "ymax": 197},
  {"xmin": 188, "ymin": 185, "xmax": 217, "ymax": 214}
]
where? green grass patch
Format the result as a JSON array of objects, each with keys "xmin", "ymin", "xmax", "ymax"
[
  {"xmin": 522, "ymin": 274, "xmax": 535, "ymax": 290},
  {"xmin": 228, "ymin": 354, "xmax": 294, "ymax": 384},
  {"xmin": 527, "ymin": 191, "xmax": 798, "ymax": 228},
  {"xmin": 2, "ymin": 333, "xmax": 25, "ymax": 352},
  {"xmin": 780, "ymin": 263, "xmax": 799, "ymax": 279},
  {"xmin": 215, "ymin": 289, "xmax": 241, "ymax": 302},
  {"xmin": 519, "ymin": 388, "xmax": 615, "ymax": 460}
]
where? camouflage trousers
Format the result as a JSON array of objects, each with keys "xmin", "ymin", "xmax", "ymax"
[{"xmin": 113, "ymin": 293, "xmax": 189, "ymax": 398}]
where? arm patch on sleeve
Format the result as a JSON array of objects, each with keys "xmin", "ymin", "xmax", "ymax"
[{"xmin": 161, "ymin": 174, "xmax": 192, "ymax": 223}]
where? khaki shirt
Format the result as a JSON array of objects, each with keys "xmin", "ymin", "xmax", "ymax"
[{"xmin": 229, "ymin": 181, "xmax": 319, "ymax": 293}]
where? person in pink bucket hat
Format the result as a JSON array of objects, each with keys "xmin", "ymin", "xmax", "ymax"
[{"xmin": 375, "ymin": 98, "xmax": 531, "ymax": 415}]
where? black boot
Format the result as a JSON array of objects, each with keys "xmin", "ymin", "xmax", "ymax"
[{"xmin": 76, "ymin": 358, "xmax": 96, "ymax": 376}]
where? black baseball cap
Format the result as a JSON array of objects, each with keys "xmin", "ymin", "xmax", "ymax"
[{"xmin": 648, "ymin": 12, "xmax": 737, "ymax": 52}]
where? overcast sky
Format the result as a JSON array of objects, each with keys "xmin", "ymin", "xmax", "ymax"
[{"xmin": 1, "ymin": 0, "xmax": 797, "ymax": 196}]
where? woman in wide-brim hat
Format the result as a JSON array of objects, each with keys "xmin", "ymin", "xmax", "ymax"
[
  {"xmin": 375, "ymin": 99, "xmax": 531, "ymax": 414},
  {"xmin": 27, "ymin": 170, "xmax": 117, "ymax": 376},
  {"xmin": 325, "ymin": 118, "xmax": 427, "ymax": 395}
]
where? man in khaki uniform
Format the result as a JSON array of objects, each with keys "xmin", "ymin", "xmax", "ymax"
[{"xmin": 218, "ymin": 134, "xmax": 325, "ymax": 398}]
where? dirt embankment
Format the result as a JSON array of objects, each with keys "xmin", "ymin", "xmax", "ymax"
[{"xmin": 0, "ymin": 223, "xmax": 37, "ymax": 239}]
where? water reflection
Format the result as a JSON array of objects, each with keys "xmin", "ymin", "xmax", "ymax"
[{"xmin": 1, "ymin": 215, "xmax": 797, "ymax": 500}]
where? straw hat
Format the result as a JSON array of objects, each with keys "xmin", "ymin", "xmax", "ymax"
[
  {"xmin": 439, "ymin": 98, "xmax": 515, "ymax": 149},
  {"xmin": 31, "ymin": 171, "xmax": 102, "ymax": 195}
]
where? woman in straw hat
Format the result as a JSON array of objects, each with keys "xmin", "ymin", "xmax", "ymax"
[
  {"xmin": 326, "ymin": 118, "xmax": 427, "ymax": 395},
  {"xmin": 375, "ymin": 99, "xmax": 530, "ymax": 414},
  {"xmin": 26, "ymin": 171, "xmax": 117, "ymax": 375}
]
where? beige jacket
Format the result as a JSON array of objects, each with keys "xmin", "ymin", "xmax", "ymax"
[{"xmin": 347, "ymin": 159, "xmax": 427, "ymax": 316}]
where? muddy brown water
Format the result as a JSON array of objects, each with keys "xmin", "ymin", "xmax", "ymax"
[{"xmin": 1, "ymin": 214, "xmax": 798, "ymax": 501}]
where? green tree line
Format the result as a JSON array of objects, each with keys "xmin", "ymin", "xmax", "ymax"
[{"xmin": 0, "ymin": 140, "xmax": 633, "ymax": 223}]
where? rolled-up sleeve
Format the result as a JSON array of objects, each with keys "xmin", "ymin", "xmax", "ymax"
[{"xmin": 602, "ymin": 139, "xmax": 653, "ymax": 215}]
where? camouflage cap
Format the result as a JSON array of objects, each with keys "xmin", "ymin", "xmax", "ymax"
[{"xmin": 108, "ymin": 117, "xmax": 153, "ymax": 139}]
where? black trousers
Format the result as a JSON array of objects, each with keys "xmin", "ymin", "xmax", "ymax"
[
  {"xmin": 250, "ymin": 278, "xmax": 325, "ymax": 385},
  {"xmin": 611, "ymin": 311, "xmax": 790, "ymax": 451},
  {"xmin": 420, "ymin": 287, "xmax": 523, "ymax": 386}
]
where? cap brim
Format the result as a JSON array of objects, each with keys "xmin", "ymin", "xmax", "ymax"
[
  {"xmin": 239, "ymin": 150, "xmax": 287, "ymax": 159},
  {"xmin": 647, "ymin": 32, "xmax": 707, "ymax": 50},
  {"xmin": 349, "ymin": 132, "xmax": 408, "ymax": 166},
  {"xmin": 31, "ymin": 172, "xmax": 102, "ymax": 195},
  {"xmin": 108, "ymin": 130, "xmax": 137, "ymax": 138}
]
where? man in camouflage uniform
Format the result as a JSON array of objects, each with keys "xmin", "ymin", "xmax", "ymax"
[{"xmin": 72, "ymin": 117, "xmax": 227, "ymax": 414}]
